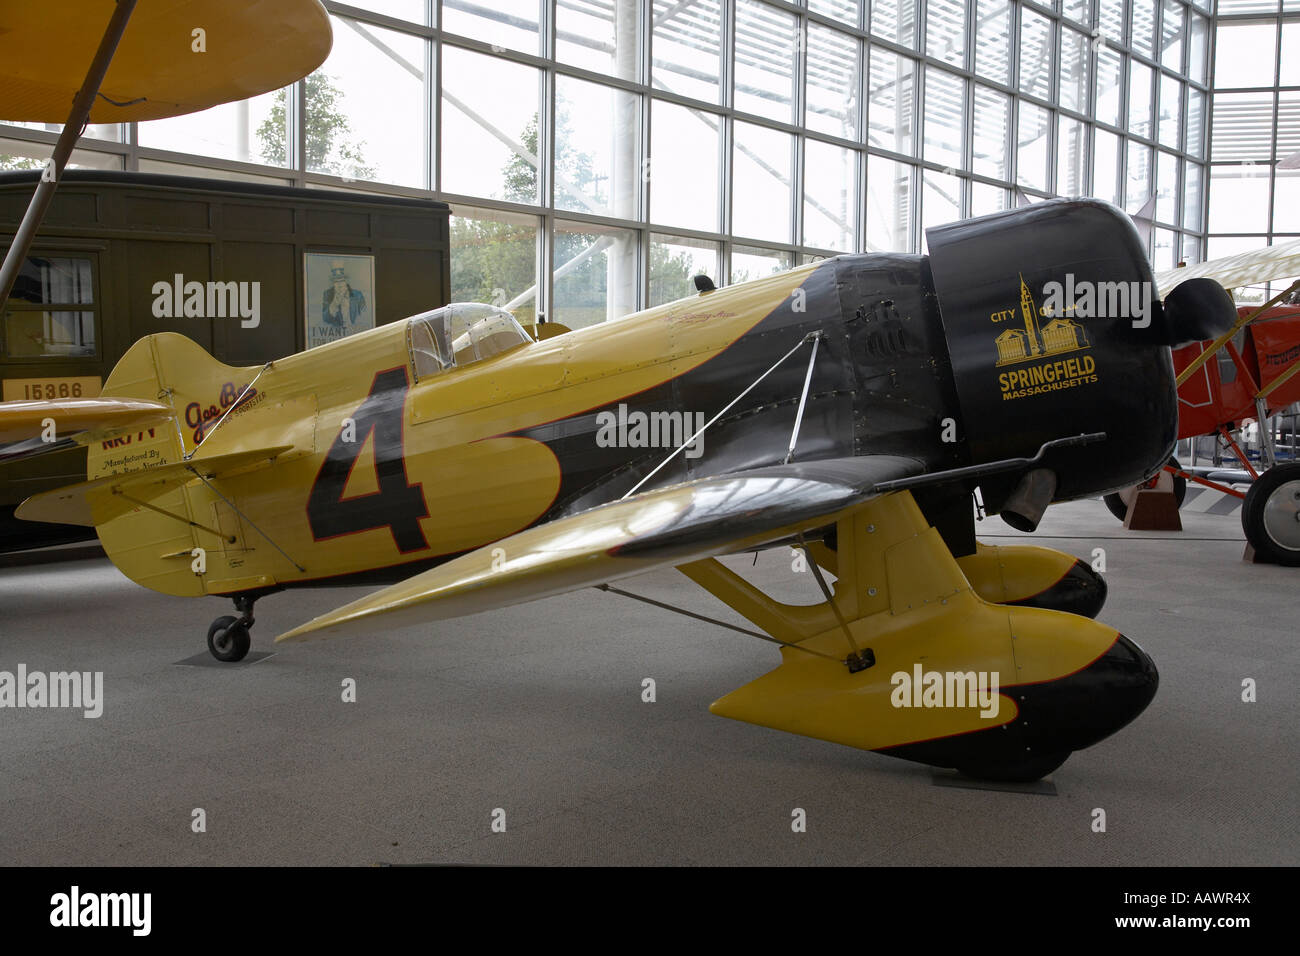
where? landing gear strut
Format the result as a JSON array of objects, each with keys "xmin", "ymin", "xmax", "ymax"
[{"xmin": 207, "ymin": 594, "xmax": 256, "ymax": 662}]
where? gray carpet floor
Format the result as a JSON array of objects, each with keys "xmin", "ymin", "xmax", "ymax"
[{"xmin": 1, "ymin": 496, "xmax": 1295, "ymax": 866}]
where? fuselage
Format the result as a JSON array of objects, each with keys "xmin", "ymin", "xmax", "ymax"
[{"xmin": 87, "ymin": 199, "xmax": 1179, "ymax": 600}]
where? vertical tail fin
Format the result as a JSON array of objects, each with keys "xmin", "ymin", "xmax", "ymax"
[
  {"xmin": 89, "ymin": 332, "xmax": 259, "ymax": 478},
  {"xmin": 88, "ymin": 333, "xmax": 260, "ymax": 597}
]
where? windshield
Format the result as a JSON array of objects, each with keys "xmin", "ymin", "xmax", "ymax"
[{"xmin": 406, "ymin": 303, "xmax": 531, "ymax": 381}]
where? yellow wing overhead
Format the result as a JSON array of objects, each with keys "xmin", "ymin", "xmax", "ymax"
[
  {"xmin": 0, "ymin": 396, "xmax": 176, "ymax": 464},
  {"xmin": 0, "ymin": 0, "xmax": 332, "ymax": 124},
  {"xmin": 277, "ymin": 456, "xmax": 924, "ymax": 644},
  {"xmin": 0, "ymin": 397, "xmax": 174, "ymax": 444},
  {"xmin": 1156, "ymin": 237, "xmax": 1300, "ymax": 295},
  {"xmin": 15, "ymin": 444, "xmax": 293, "ymax": 527}
]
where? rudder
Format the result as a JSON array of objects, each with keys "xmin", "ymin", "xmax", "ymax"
[{"xmin": 88, "ymin": 334, "xmax": 260, "ymax": 597}]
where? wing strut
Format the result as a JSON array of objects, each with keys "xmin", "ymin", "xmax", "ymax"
[
  {"xmin": 623, "ymin": 331, "xmax": 821, "ymax": 499},
  {"xmin": 1175, "ymin": 279, "xmax": 1300, "ymax": 388},
  {"xmin": 186, "ymin": 467, "xmax": 306, "ymax": 573},
  {"xmin": 595, "ymin": 583, "xmax": 846, "ymax": 663},
  {"xmin": 796, "ymin": 531, "xmax": 874, "ymax": 672},
  {"xmin": 184, "ymin": 363, "xmax": 272, "ymax": 459},
  {"xmin": 784, "ymin": 333, "xmax": 823, "ymax": 464},
  {"xmin": 116, "ymin": 489, "xmax": 233, "ymax": 542}
]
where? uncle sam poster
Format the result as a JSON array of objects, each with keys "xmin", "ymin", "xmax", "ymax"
[{"xmin": 305, "ymin": 252, "xmax": 375, "ymax": 349}]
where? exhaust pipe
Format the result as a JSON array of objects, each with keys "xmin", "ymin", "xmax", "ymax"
[{"xmin": 1001, "ymin": 468, "xmax": 1057, "ymax": 532}]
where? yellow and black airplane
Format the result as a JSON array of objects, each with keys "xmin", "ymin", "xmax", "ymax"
[{"xmin": 0, "ymin": 199, "xmax": 1236, "ymax": 781}]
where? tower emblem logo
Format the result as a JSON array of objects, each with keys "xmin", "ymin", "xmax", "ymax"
[{"xmin": 994, "ymin": 274, "xmax": 1091, "ymax": 367}]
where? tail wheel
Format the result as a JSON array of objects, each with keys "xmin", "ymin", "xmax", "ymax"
[
  {"xmin": 208, "ymin": 615, "xmax": 251, "ymax": 662},
  {"xmin": 1241, "ymin": 462, "xmax": 1300, "ymax": 566},
  {"xmin": 1104, "ymin": 457, "xmax": 1187, "ymax": 521}
]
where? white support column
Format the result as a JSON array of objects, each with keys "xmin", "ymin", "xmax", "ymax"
[{"xmin": 607, "ymin": 0, "xmax": 641, "ymax": 321}]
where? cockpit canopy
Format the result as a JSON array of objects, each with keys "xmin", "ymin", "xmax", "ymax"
[{"xmin": 406, "ymin": 303, "xmax": 531, "ymax": 380}]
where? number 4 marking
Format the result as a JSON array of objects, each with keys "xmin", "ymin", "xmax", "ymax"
[{"xmin": 307, "ymin": 367, "xmax": 429, "ymax": 553}]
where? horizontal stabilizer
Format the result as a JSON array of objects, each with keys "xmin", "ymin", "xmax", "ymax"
[
  {"xmin": 15, "ymin": 445, "xmax": 293, "ymax": 527},
  {"xmin": 277, "ymin": 455, "xmax": 924, "ymax": 644}
]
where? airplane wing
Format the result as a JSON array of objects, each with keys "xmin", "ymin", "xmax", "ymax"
[
  {"xmin": 1156, "ymin": 237, "xmax": 1300, "ymax": 295},
  {"xmin": 0, "ymin": 0, "xmax": 332, "ymax": 124},
  {"xmin": 0, "ymin": 397, "xmax": 176, "ymax": 463},
  {"xmin": 276, "ymin": 455, "xmax": 925, "ymax": 643},
  {"xmin": 15, "ymin": 444, "xmax": 294, "ymax": 527}
]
